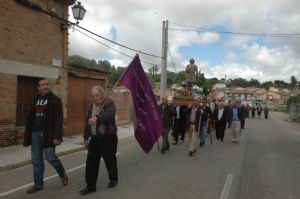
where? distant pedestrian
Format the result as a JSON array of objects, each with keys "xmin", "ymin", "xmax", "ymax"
[
  {"xmin": 23, "ymin": 78, "xmax": 68, "ymax": 194},
  {"xmin": 159, "ymin": 97, "xmax": 175, "ymax": 154},
  {"xmin": 173, "ymin": 105, "xmax": 188, "ymax": 144},
  {"xmin": 212, "ymin": 100, "xmax": 228, "ymax": 142},
  {"xmin": 245, "ymin": 104, "xmax": 250, "ymax": 118},
  {"xmin": 237, "ymin": 101, "xmax": 246, "ymax": 130},
  {"xmin": 264, "ymin": 106, "xmax": 269, "ymax": 119},
  {"xmin": 257, "ymin": 104, "xmax": 263, "ymax": 119},
  {"xmin": 251, "ymin": 106, "xmax": 256, "ymax": 118},
  {"xmin": 228, "ymin": 101, "xmax": 243, "ymax": 144},
  {"xmin": 199, "ymin": 99, "xmax": 212, "ymax": 147}
]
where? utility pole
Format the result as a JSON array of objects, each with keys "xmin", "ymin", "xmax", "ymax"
[
  {"xmin": 160, "ymin": 20, "xmax": 168, "ymax": 101},
  {"xmin": 224, "ymin": 75, "xmax": 227, "ymax": 102}
]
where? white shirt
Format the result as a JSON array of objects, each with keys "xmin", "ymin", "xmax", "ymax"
[
  {"xmin": 176, "ymin": 106, "xmax": 180, "ymax": 119},
  {"xmin": 218, "ymin": 108, "xmax": 224, "ymax": 120},
  {"xmin": 190, "ymin": 106, "xmax": 197, "ymax": 123}
]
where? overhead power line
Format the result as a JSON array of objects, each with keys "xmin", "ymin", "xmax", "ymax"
[
  {"xmin": 74, "ymin": 24, "xmax": 164, "ymax": 58},
  {"xmin": 168, "ymin": 27, "xmax": 300, "ymax": 38},
  {"xmin": 15, "ymin": 1, "xmax": 163, "ymax": 59},
  {"xmin": 167, "ymin": 45, "xmax": 177, "ymax": 72},
  {"xmin": 74, "ymin": 28, "xmax": 160, "ymax": 67},
  {"xmin": 168, "ymin": 21, "xmax": 300, "ymax": 38}
]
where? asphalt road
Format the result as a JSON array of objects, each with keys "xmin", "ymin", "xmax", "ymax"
[{"xmin": 0, "ymin": 112, "xmax": 299, "ymax": 199}]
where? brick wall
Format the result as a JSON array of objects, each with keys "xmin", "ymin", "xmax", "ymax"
[
  {"xmin": 111, "ymin": 92, "xmax": 133, "ymax": 123},
  {"xmin": 0, "ymin": 0, "xmax": 69, "ymax": 67},
  {"xmin": 0, "ymin": 74, "xmax": 17, "ymax": 146},
  {"xmin": 0, "ymin": 0, "xmax": 71, "ymax": 146}
]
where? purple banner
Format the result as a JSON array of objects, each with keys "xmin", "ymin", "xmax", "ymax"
[{"xmin": 119, "ymin": 55, "xmax": 164, "ymax": 153}]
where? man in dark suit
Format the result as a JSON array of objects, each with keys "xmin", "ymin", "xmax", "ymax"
[
  {"xmin": 237, "ymin": 101, "xmax": 246, "ymax": 130},
  {"xmin": 199, "ymin": 99, "xmax": 212, "ymax": 147},
  {"xmin": 172, "ymin": 105, "xmax": 188, "ymax": 144},
  {"xmin": 212, "ymin": 100, "xmax": 228, "ymax": 142},
  {"xmin": 159, "ymin": 97, "xmax": 175, "ymax": 154}
]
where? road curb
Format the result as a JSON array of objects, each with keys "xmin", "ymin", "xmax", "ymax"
[
  {"xmin": 0, "ymin": 146, "xmax": 86, "ymax": 172},
  {"xmin": 0, "ymin": 134, "xmax": 134, "ymax": 172}
]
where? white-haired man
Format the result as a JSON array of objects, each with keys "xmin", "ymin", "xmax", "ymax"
[{"xmin": 80, "ymin": 86, "xmax": 118, "ymax": 195}]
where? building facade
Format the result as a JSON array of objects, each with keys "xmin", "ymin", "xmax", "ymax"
[{"xmin": 0, "ymin": 0, "xmax": 74, "ymax": 146}]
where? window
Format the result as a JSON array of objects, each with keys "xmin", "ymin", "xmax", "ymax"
[{"xmin": 16, "ymin": 76, "xmax": 39, "ymax": 126}]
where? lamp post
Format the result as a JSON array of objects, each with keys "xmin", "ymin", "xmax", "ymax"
[
  {"xmin": 61, "ymin": 1, "xmax": 86, "ymax": 31},
  {"xmin": 72, "ymin": 1, "xmax": 86, "ymax": 24}
]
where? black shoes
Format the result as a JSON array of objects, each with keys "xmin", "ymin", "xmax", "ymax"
[
  {"xmin": 189, "ymin": 149, "xmax": 196, "ymax": 156},
  {"xmin": 26, "ymin": 185, "xmax": 43, "ymax": 194},
  {"xmin": 61, "ymin": 173, "xmax": 68, "ymax": 186},
  {"xmin": 161, "ymin": 146, "xmax": 169, "ymax": 154},
  {"xmin": 80, "ymin": 187, "xmax": 96, "ymax": 195},
  {"xmin": 80, "ymin": 181, "xmax": 117, "ymax": 195},
  {"xmin": 107, "ymin": 181, "xmax": 118, "ymax": 188}
]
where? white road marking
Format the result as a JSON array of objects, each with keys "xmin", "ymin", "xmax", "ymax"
[
  {"xmin": 0, "ymin": 152, "xmax": 121, "ymax": 197},
  {"xmin": 220, "ymin": 174, "xmax": 234, "ymax": 199}
]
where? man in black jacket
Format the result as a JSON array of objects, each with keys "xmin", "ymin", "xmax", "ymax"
[
  {"xmin": 80, "ymin": 86, "xmax": 118, "ymax": 195},
  {"xmin": 237, "ymin": 101, "xmax": 246, "ymax": 130},
  {"xmin": 159, "ymin": 97, "xmax": 174, "ymax": 154},
  {"xmin": 212, "ymin": 100, "xmax": 228, "ymax": 141},
  {"xmin": 23, "ymin": 78, "xmax": 68, "ymax": 194},
  {"xmin": 199, "ymin": 99, "xmax": 212, "ymax": 147},
  {"xmin": 172, "ymin": 105, "xmax": 188, "ymax": 144}
]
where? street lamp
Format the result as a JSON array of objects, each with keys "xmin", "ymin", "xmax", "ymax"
[{"xmin": 72, "ymin": 1, "xmax": 86, "ymax": 24}]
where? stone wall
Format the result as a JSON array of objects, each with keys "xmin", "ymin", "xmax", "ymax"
[{"xmin": 289, "ymin": 103, "xmax": 300, "ymax": 122}]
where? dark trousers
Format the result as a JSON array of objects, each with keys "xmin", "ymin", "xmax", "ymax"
[
  {"xmin": 240, "ymin": 119, "xmax": 245, "ymax": 129},
  {"xmin": 264, "ymin": 112, "xmax": 268, "ymax": 119},
  {"xmin": 85, "ymin": 135, "xmax": 118, "ymax": 190},
  {"xmin": 162, "ymin": 127, "xmax": 171, "ymax": 150},
  {"xmin": 173, "ymin": 119, "xmax": 187, "ymax": 142},
  {"xmin": 215, "ymin": 125, "xmax": 225, "ymax": 140}
]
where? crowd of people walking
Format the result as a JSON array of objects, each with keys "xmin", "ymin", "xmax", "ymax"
[{"xmin": 159, "ymin": 97, "xmax": 270, "ymax": 156}]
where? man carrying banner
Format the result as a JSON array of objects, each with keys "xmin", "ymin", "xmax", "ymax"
[
  {"xmin": 159, "ymin": 97, "xmax": 175, "ymax": 154},
  {"xmin": 80, "ymin": 86, "xmax": 118, "ymax": 195}
]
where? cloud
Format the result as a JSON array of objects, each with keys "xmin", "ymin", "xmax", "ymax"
[
  {"xmin": 68, "ymin": 0, "xmax": 300, "ymax": 82},
  {"xmin": 226, "ymin": 51, "xmax": 237, "ymax": 62},
  {"xmin": 109, "ymin": 58, "xmax": 126, "ymax": 67}
]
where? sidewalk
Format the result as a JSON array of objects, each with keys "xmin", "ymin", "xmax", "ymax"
[
  {"xmin": 271, "ymin": 111, "xmax": 290, "ymax": 121},
  {"xmin": 0, "ymin": 123, "xmax": 134, "ymax": 172}
]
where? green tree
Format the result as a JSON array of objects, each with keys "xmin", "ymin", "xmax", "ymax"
[
  {"xmin": 287, "ymin": 94, "xmax": 300, "ymax": 110},
  {"xmin": 261, "ymin": 81, "xmax": 273, "ymax": 90},
  {"xmin": 68, "ymin": 55, "xmax": 113, "ymax": 72},
  {"xmin": 108, "ymin": 66, "xmax": 126, "ymax": 86},
  {"xmin": 274, "ymin": 80, "xmax": 288, "ymax": 88},
  {"xmin": 291, "ymin": 76, "xmax": 297, "ymax": 88},
  {"xmin": 248, "ymin": 78, "xmax": 260, "ymax": 87}
]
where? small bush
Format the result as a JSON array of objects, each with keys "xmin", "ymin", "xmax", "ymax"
[{"xmin": 287, "ymin": 94, "xmax": 300, "ymax": 110}]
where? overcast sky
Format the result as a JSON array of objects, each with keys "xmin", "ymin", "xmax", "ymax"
[{"xmin": 69, "ymin": 0, "xmax": 300, "ymax": 82}]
